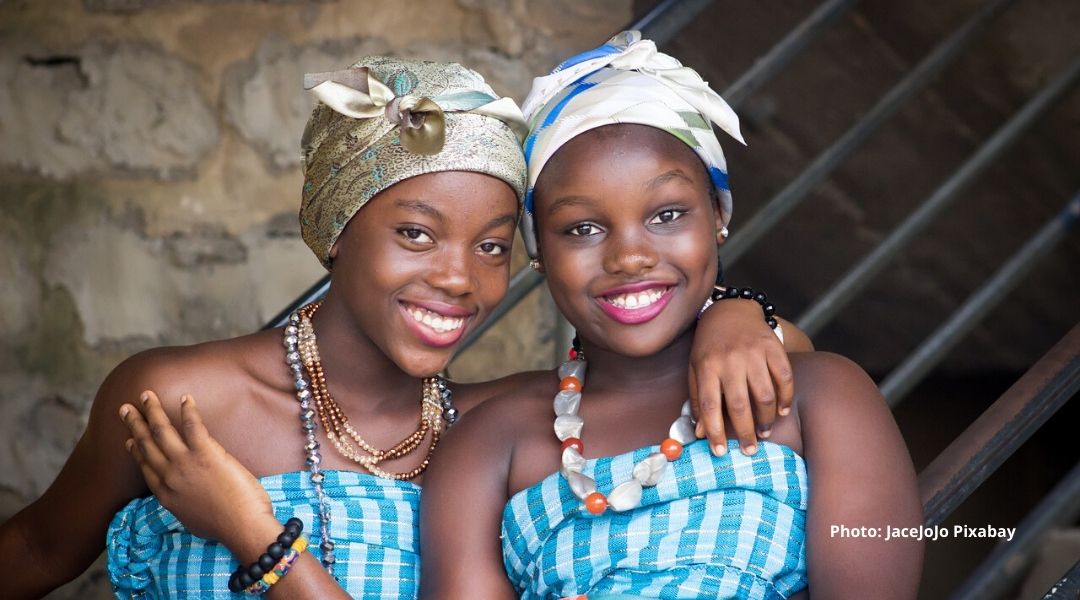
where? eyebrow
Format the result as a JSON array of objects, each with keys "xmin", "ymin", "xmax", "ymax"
[
  {"xmin": 394, "ymin": 199, "xmax": 446, "ymax": 224},
  {"xmin": 545, "ymin": 195, "xmax": 595, "ymax": 217},
  {"xmin": 645, "ymin": 169, "xmax": 696, "ymax": 191},
  {"xmin": 483, "ymin": 214, "xmax": 518, "ymax": 231}
]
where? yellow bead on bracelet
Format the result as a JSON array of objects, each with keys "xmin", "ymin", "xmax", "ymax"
[{"xmin": 243, "ymin": 535, "xmax": 309, "ymax": 595}]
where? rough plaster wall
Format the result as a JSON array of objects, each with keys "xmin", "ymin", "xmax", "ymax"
[{"xmin": 0, "ymin": 0, "xmax": 632, "ymax": 596}]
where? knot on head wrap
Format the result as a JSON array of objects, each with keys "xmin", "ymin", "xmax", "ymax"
[
  {"xmin": 519, "ymin": 30, "xmax": 745, "ymax": 259},
  {"xmin": 300, "ymin": 56, "xmax": 528, "ymax": 269}
]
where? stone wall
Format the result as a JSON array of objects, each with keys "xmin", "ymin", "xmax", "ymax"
[{"xmin": 0, "ymin": 0, "xmax": 631, "ymax": 596}]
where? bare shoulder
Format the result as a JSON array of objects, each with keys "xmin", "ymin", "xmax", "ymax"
[
  {"xmin": 94, "ymin": 329, "xmax": 281, "ymax": 421},
  {"xmin": 789, "ymin": 351, "xmax": 874, "ymax": 389},
  {"xmin": 451, "ymin": 369, "xmax": 552, "ymax": 414},
  {"xmin": 788, "ymin": 352, "xmax": 881, "ymax": 416},
  {"xmin": 438, "ymin": 370, "xmax": 556, "ymax": 452}
]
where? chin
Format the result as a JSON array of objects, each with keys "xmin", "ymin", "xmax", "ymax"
[{"xmin": 394, "ymin": 350, "xmax": 453, "ymax": 379}]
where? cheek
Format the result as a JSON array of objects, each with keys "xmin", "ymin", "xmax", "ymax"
[{"xmin": 476, "ymin": 262, "xmax": 511, "ymax": 304}]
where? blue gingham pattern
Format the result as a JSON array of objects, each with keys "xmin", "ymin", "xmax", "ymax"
[
  {"xmin": 501, "ymin": 440, "xmax": 808, "ymax": 599},
  {"xmin": 107, "ymin": 470, "xmax": 421, "ymax": 599}
]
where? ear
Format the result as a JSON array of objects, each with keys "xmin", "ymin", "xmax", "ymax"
[
  {"xmin": 714, "ymin": 218, "xmax": 728, "ymax": 248},
  {"xmin": 710, "ymin": 187, "xmax": 727, "ymax": 246}
]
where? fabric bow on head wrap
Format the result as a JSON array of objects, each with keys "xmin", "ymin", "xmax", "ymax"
[
  {"xmin": 300, "ymin": 56, "xmax": 528, "ymax": 269},
  {"xmin": 519, "ymin": 30, "xmax": 745, "ymax": 259}
]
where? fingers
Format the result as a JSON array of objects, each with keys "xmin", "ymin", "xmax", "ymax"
[
  {"xmin": 688, "ymin": 365, "xmax": 704, "ymax": 438},
  {"xmin": 140, "ymin": 390, "xmax": 189, "ymax": 459},
  {"xmin": 125, "ymin": 436, "xmax": 163, "ymax": 491},
  {"xmin": 695, "ymin": 376, "xmax": 729, "ymax": 457},
  {"xmin": 723, "ymin": 381, "xmax": 759, "ymax": 456},
  {"xmin": 120, "ymin": 401, "xmax": 170, "ymax": 476},
  {"xmin": 178, "ymin": 395, "xmax": 213, "ymax": 449},
  {"xmin": 746, "ymin": 359, "xmax": 777, "ymax": 439},
  {"xmin": 768, "ymin": 346, "xmax": 796, "ymax": 417}
]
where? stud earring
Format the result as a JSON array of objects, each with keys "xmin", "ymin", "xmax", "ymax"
[
  {"xmin": 719, "ymin": 226, "xmax": 729, "ymax": 239},
  {"xmin": 529, "ymin": 258, "xmax": 542, "ymax": 271}
]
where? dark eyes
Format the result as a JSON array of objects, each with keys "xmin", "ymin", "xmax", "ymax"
[
  {"xmin": 399, "ymin": 227, "xmax": 434, "ymax": 244},
  {"xmin": 478, "ymin": 242, "xmax": 506, "ymax": 256},
  {"xmin": 400, "ymin": 228, "xmax": 507, "ymax": 257},
  {"xmin": 649, "ymin": 209, "xmax": 686, "ymax": 224},
  {"xmin": 568, "ymin": 223, "xmax": 600, "ymax": 236},
  {"xmin": 565, "ymin": 208, "xmax": 687, "ymax": 237}
]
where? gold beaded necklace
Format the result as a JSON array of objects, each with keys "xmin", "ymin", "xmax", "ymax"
[{"xmin": 296, "ymin": 302, "xmax": 447, "ymax": 480}]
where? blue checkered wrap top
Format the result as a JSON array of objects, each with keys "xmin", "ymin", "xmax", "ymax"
[
  {"xmin": 501, "ymin": 439, "xmax": 809, "ymax": 599},
  {"xmin": 107, "ymin": 470, "xmax": 421, "ymax": 599}
]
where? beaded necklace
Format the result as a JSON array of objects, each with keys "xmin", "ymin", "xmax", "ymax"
[
  {"xmin": 552, "ymin": 345, "xmax": 697, "ymax": 515},
  {"xmin": 295, "ymin": 302, "xmax": 454, "ymax": 480},
  {"xmin": 283, "ymin": 303, "xmax": 457, "ymax": 573}
]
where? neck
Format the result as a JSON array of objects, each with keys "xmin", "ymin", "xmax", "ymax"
[
  {"xmin": 307, "ymin": 290, "xmax": 423, "ymax": 412},
  {"xmin": 578, "ymin": 326, "xmax": 695, "ymax": 398}
]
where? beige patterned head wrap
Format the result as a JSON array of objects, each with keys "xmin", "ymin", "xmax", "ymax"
[{"xmin": 300, "ymin": 56, "xmax": 528, "ymax": 269}]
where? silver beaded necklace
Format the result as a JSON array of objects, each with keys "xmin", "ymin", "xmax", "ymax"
[{"xmin": 282, "ymin": 308, "xmax": 456, "ymax": 574}]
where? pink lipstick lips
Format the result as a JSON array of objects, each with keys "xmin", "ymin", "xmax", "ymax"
[
  {"xmin": 595, "ymin": 282, "xmax": 674, "ymax": 325},
  {"xmin": 399, "ymin": 300, "xmax": 473, "ymax": 348}
]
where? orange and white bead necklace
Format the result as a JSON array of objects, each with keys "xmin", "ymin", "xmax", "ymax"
[{"xmin": 553, "ymin": 343, "xmax": 697, "ymax": 515}]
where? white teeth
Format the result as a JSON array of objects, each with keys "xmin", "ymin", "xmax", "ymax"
[
  {"xmin": 607, "ymin": 288, "xmax": 666, "ymax": 310},
  {"xmin": 406, "ymin": 305, "xmax": 464, "ymax": 333}
]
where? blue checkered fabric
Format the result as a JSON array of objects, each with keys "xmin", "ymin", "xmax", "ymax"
[
  {"xmin": 501, "ymin": 439, "xmax": 808, "ymax": 599},
  {"xmin": 107, "ymin": 470, "xmax": 421, "ymax": 599}
]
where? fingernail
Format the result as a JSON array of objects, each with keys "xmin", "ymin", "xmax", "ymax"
[
  {"xmin": 125, "ymin": 439, "xmax": 134, "ymax": 451},
  {"xmin": 712, "ymin": 444, "xmax": 728, "ymax": 456},
  {"xmin": 119, "ymin": 406, "xmax": 129, "ymax": 419},
  {"xmin": 779, "ymin": 407, "xmax": 791, "ymax": 416},
  {"xmin": 140, "ymin": 392, "xmax": 149, "ymax": 403},
  {"xmin": 758, "ymin": 427, "xmax": 772, "ymax": 439},
  {"xmin": 180, "ymin": 395, "xmax": 190, "ymax": 405},
  {"xmin": 742, "ymin": 444, "xmax": 758, "ymax": 456}
]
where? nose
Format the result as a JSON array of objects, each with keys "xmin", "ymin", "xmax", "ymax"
[
  {"xmin": 602, "ymin": 229, "xmax": 658, "ymax": 277},
  {"xmin": 425, "ymin": 246, "xmax": 473, "ymax": 297}
]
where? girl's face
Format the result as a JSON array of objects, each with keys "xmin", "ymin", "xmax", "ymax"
[
  {"xmin": 534, "ymin": 124, "xmax": 723, "ymax": 358},
  {"xmin": 329, "ymin": 170, "xmax": 518, "ymax": 377}
]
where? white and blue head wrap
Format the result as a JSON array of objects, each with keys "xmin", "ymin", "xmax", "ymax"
[{"xmin": 519, "ymin": 30, "xmax": 745, "ymax": 258}]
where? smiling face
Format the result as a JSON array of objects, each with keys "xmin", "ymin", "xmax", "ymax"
[
  {"xmin": 533, "ymin": 124, "xmax": 723, "ymax": 358},
  {"xmin": 328, "ymin": 170, "xmax": 518, "ymax": 377}
]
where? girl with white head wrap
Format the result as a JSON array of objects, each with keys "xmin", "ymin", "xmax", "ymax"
[{"xmin": 519, "ymin": 30, "xmax": 745, "ymax": 259}]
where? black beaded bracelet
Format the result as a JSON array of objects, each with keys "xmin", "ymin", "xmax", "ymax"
[
  {"xmin": 708, "ymin": 285, "xmax": 779, "ymax": 330},
  {"xmin": 697, "ymin": 285, "xmax": 783, "ymax": 344},
  {"xmin": 228, "ymin": 517, "xmax": 305, "ymax": 593}
]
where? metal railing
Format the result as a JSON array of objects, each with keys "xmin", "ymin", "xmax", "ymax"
[
  {"xmin": 880, "ymin": 192, "xmax": 1080, "ymax": 405},
  {"xmin": 1042, "ymin": 558, "xmax": 1080, "ymax": 599},
  {"xmin": 918, "ymin": 324, "xmax": 1080, "ymax": 527},
  {"xmin": 720, "ymin": 0, "xmax": 1016, "ymax": 265},
  {"xmin": 950, "ymin": 459, "xmax": 1080, "ymax": 599},
  {"xmin": 797, "ymin": 58, "xmax": 1080, "ymax": 338}
]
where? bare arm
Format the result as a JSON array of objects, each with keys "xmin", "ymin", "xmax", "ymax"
[
  {"xmin": 795, "ymin": 352, "xmax": 922, "ymax": 598},
  {"xmin": 420, "ymin": 399, "xmax": 518, "ymax": 600},
  {"xmin": 690, "ymin": 298, "xmax": 814, "ymax": 456},
  {"xmin": 120, "ymin": 391, "xmax": 351, "ymax": 600},
  {"xmin": 0, "ymin": 353, "xmax": 161, "ymax": 598}
]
